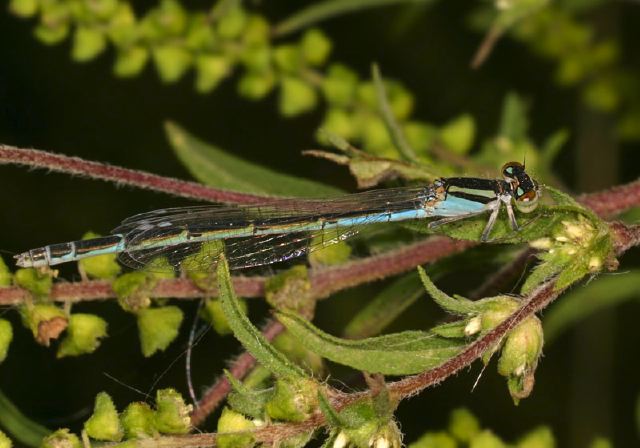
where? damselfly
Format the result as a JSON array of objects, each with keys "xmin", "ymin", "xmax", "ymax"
[{"xmin": 15, "ymin": 162, "xmax": 540, "ymax": 273}]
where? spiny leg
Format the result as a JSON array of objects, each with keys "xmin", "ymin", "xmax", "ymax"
[
  {"xmin": 480, "ymin": 202, "xmax": 502, "ymax": 242},
  {"xmin": 504, "ymin": 200, "xmax": 519, "ymax": 231}
]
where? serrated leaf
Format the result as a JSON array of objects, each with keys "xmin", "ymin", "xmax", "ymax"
[
  {"xmin": 217, "ymin": 255, "xmax": 306, "ymax": 379},
  {"xmin": 417, "ymin": 267, "xmax": 477, "ymax": 315},
  {"xmin": 277, "ymin": 311, "xmax": 465, "ymax": 375},
  {"xmin": 165, "ymin": 121, "xmax": 342, "ymax": 198},
  {"xmin": 0, "ymin": 390, "xmax": 50, "ymax": 447}
]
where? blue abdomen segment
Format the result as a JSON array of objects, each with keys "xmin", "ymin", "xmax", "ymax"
[{"xmin": 430, "ymin": 196, "xmax": 488, "ymax": 217}]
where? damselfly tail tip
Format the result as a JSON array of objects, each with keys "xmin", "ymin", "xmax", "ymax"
[{"xmin": 14, "ymin": 252, "xmax": 32, "ymax": 268}]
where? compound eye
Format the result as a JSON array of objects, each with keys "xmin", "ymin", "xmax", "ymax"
[
  {"xmin": 515, "ymin": 189, "xmax": 539, "ymax": 213},
  {"xmin": 502, "ymin": 161, "xmax": 524, "ymax": 181}
]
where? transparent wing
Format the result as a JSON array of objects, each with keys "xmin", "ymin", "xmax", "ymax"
[{"xmin": 114, "ymin": 187, "xmax": 428, "ymax": 273}]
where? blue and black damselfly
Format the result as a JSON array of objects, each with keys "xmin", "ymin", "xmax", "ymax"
[{"xmin": 15, "ymin": 162, "xmax": 540, "ymax": 273}]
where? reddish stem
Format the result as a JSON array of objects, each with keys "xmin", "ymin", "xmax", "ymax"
[
  {"xmin": 191, "ymin": 319, "xmax": 285, "ymax": 426},
  {"xmin": 0, "ymin": 145, "xmax": 275, "ymax": 204}
]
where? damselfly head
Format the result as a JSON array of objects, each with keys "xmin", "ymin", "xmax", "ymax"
[{"xmin": 502, "ymin": 161, "xmax": 540, "ymax": 213}]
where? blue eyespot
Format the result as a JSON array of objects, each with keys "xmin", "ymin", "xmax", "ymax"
[{"xmin": 517, "ymin": 187, "xmax": 524, "ymax": 196}]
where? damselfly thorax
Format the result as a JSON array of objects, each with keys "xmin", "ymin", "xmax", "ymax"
[{"xmin": 15, "ymin": 162, "xmax": 540, "ymax": 273}]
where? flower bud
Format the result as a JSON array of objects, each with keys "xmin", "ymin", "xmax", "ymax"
[
  {"xmin": 121, "ymin": 402, "xmax": 157, "ymax": 439},
  {"xmin": 20, "ymin": 304, "xmax": 67, "ymax": 346},
  {"xmin": 41, "ymin": 429, "xmax": 81, "ymax": 448},
  {"xmin": 78, "ymin": 232, "xmax": 121, "ymax": 279},
  {"xmin": 84, "ymin": 392, "xmax": 123, "ymax": 441},
  {"xmin": 154, "ymin": 389, "xmax": 192, "ymax": 434},
  {"xmin": 265, "ymin": 378, "xmax": 318, "ymax": 422},
  {"xmin": 57, "ymin": 314, "xmax": 108, "ymax": 358},
  {"xmin": 217, "ymin": 407, "xmax": 256, "ymax": 448},
  {"xmin": 497, "ymin": 316, "xmax": 543, "ymax": 403},
  {"xmin": 137, "ymin": 306, "xmax": 183, "ymax": 357}
]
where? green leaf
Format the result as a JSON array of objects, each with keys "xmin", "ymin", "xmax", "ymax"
[
  {"xmin": 417, "ymin": 267, "xmax": 476, "ymax": 315},
  {"xmin": 217, "ymin": 255, "xmax": 306, "ymax": 379},
  {"xmin": 343, "ymin": 272, "xmax": 424, "ymax": 339},
  {"xmin": 226, "ymin": 372, "xmax": 273, "ymax": 419},
  {"xmin": 84, "ymin": 392, "xmax": 123, "ymax": 442},
  {"xmin": 372, "ymin": 64, "xmax": 417, "ymax": 162},
  {"xmin": 274, "ymin": 0, "xmax": 431, "ymax": 36},
  {"xmin": 543, "ymin": 270, "xmax": 640, "ymax": 343},
  {"xmin": 137, "ymin": 307, "xmax": 183, "ymax": 357},
  {"xmin": 277, "ymin": 311, "xmax": 465, "ymax": 375},
  {"xmin": 439, "ymin": 114, "xmax": 475, "ymax": 155},
  {"xmin": 165, "ymin": 121, "xmax": 343, "ymax": 197},
  {"xmin": 0, "ymin": 390, "xmax": 50, "ymax": 447},
  {"xmin": 57, "ymin": 314, "xmax": 108, "ymax": 358}
]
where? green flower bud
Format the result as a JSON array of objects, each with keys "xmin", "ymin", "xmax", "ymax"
[
  {"xmin": 265, "ymin": 266, "xmax": 311, "ymax": 315},
  {"xmin": 84, "ymin": 392, "xmax": 123, "ymax": 441},
  {"xmin": 201, "ymin": 297, "xmax": 247, "ymax": 335},
  {"xmin": 321, "ymin": 64, "xmax": 358, "ymax": 107},
  {"xmin": 152, "ymin": 44, "xmax": 193, "ymax": 83},
  {"xmin": 155, "ymin": 0, "xmax": 187, "ymax": 36},
  {"xmin": 385, "ymin": 82, "xmax": 414, "ymax": 120},
  {"xmin": 478, "ymin": 297, "xmax": 520, "ymax": 332},
  {"xmin": 556, "ymin": 56, "xmax": 586, "ymax": 86},
  {"xmin": 242, "ymin": 15, "xmax": 270, "ymax": 45},
  {"xmin": 0, "ymin": 320, "xmax": 12, "ymax": 363},
  {"xmin": 217, "ymin": 407, "xmax": 256, "ymax": 448},
  {"xmin": 368, "ymin": 421, "xmax": 403, "ymax": 448},
  {"xmin": 274, "ymin": 45, "xmax": 301, "ymax": 74},
  {"xmin": 448, "ymin": 408, "xmax": 480, "ymax": 443},
  {"xmin": 14, "ymin": 268, "xmax": 53, "ymax": 299},
  {"xmin": 114, "ymin": 46, "xmax": 149, "ymax": 77},
  {"xmin": 469, "ymin": 430, "xmax": 507, "ymax": 448},
  {"xmin": 583, "ymin": 78, "xmax": 619, "ymax": 112},
  {"xmin": 154, "ymin": 389, "xmax": 192, "ymax": 434},
  {"xmin": 279, "ymin": 77, "xmax": 318, "ymax": 117},
  {"xmin": 57, "ymin": 314, "xmax": 108, "ymax": 358},
  {"xmin": 409, "ymin": 431, "xmax": 456, "ymax": 448},
  {"xmin": 241, "ymin": 45, "xmax": 271, "ymax": 73},
  {"xmin": 20, "ymin": 304, "xmax": 67, "ymax": 346},
  {"xmin": 34, "ymin": 23, "xmax": 70, "ymax": 45},
  {"xmin": 362, "ymin": 117, "xmax": 393, "ymax": 154},
  {"xmin": 238, "ymin": 72, "xmax": 275, "ymax": 100},
  {"xmin": 84, "ymin": 0, "xmax": 119, "ymax": 20},
  {"xmin": 0, "ymin": 429, "xmax": 10, "ymax": 448},
  {"xmin": 217, "ymin": 7, "xmax": 247, "ymax": 39},
  {"xmin": 265, "ymin": 378, "xmax": 318, "ymax": 422},
  {"xmin": 357, "ymin": 82, "xmax": 378, "ymax": 109},
  {"xmin": 35, "ymin": 2, "xmax": 70, "ymax": 45},
  {"xmin": 121, "ymin": 402, "xmax": 157, "ymax": 439},
  {"xmin": 41, "ymin": 429, "xmax": 81, "ymax": 448},
  {"xmin": 318, "ymin": 109, "xmax": 355, "ymax": 142},
  {"xmin": 113, "ymin": 272, "xmax": 155, "ymax": 312},
  {"xmin": 9, "ymin": 0, "xmax": 38, "ymax": 17},
  {"xmin": 195, "ymin": 55, "xmax": 231, "ymax": 93},
  {"xmin": 439, "ymin": 114, "xmax": 475, "ymax": 154},
  {"xmin": 137, "ymin": 306, "xmax": 183, "ymax": 357},
  {"xmin": 185, "ymin": 14, "xmax": 217, "ymax": 50},
  {"xmin": 77, "ymin": 232, "xmax": 121, "ymax": 279},
  {"xmin": 497, "ymin": 315, "xmax": 543, "ymax": 403},
  {"xmin": 403, "ymin": 122, "xmax": 437, "ymax": 155},
  {"xmin": 301, "ymin": 29, "xmax": 332, "ymax": 66},
  {"xmin": 0, "ymin": 257, "xmax": 11, "ymax": 287},
  {"xmin": 516, "ymin": 426, "xmax": 555, "ymax": 448},
  {"xmin": 107, "ymin": 3, "xmax": 137, "ymax": 46}
]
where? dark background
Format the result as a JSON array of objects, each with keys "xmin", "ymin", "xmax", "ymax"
[{"xmin": 0, "ymin": 1, "xmax": 639, "ymax": 446}]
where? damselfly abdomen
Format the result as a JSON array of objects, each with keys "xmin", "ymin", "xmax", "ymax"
[{"xmin": 15, "ymin": 162, "xmax": 540, "ymax": 273}]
